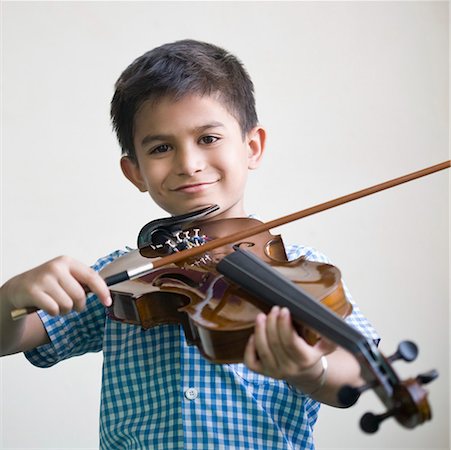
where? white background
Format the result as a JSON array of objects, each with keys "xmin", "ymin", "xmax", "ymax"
[{"xmin": 1, "ymin": 1, "xmax": 449, "ymax": 449}]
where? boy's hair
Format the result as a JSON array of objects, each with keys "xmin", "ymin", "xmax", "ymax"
[{"xmin": 111, "ymin": 39, "xmax": 258, "ymax": 162}]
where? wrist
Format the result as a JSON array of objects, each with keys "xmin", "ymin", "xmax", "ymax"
[
  {"xmin": 1, "ymin": 279, "xmax": 15, "ymax": 311},
  {"xmin": 288, "ymin": 356, "xmax": 328, "ymax": 396}
]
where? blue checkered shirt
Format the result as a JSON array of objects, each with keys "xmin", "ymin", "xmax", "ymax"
[{"xmin": 25, "ymin": 244, "xmax": 379, "ymax": 449}]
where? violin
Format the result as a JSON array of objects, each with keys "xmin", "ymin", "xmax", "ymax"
[
  {"xmin": 11, "ymin": 160, "xmax": 450, "ymax": 432},
  {"xmin": 101, "ymin": 210, "xmax": 351, "ymax": 356}
]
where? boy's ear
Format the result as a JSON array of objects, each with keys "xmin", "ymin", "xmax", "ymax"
[
  {"xmin": 120, "ymin": 156, "xmax": 148, "ymax": 192},
  {"xmin": 246, "ymin": 126, "xmax": 266, "ymax": 170}
]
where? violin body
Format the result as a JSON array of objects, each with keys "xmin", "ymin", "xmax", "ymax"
[{"xmin": 100, "ymin": 217, "xmax": 351, "ymax": 363}]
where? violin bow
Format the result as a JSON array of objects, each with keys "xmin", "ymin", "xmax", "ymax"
[{"xmin": 11, "ymin": 159, "xmax": 450, "ymax": 320}]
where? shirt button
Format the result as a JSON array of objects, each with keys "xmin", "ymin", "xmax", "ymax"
[{"xmin": 184, "ymin": 387, "xmax": 199, "ymax": 400}]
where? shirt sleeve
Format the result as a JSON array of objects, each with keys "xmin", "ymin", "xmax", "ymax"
[
  {"xmin": 285, "ymin": 244, "xmax": 380, "ymax": 344},
  {"xmin": 24, "ymin": 249, "xmax": 126, "ymax": 368}
]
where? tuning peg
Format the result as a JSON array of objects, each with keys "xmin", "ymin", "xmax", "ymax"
[
  {"xmin": 360, "ymin": 409, "xmax": 396, "ymax": 433},
  {"xmin": 387, "ymin": 340, "xmax": 418, "ymax": 363},
  {"xmin": 337, "ymin": 381, "xmax": 376, "ymax": 407},
  {"xmin": 416, "ymin": 369, "xmax": 439, "ymax": 385}
]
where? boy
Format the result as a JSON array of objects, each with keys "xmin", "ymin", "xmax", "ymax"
[{"xmin": 1, "ymin": 40, "xmax": 378, "ymax": 449}]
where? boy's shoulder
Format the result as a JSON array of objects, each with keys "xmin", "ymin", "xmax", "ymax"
[
  {"xmin": 92, "ymin": 248, "xmax": 129, "ymax": 272},
  {"xmin": 285, "ymin": 243, "xmax": 331, "ymax": 264}
]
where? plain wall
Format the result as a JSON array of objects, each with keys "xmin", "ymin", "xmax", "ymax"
[{"xmin": 1, "ymin": 2, "xmax": 449, "ymax": 449}]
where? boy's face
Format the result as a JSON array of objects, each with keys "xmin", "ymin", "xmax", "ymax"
[{"xmin": 121, "ymin": 94, "xmax": 265, "ymax": 220}]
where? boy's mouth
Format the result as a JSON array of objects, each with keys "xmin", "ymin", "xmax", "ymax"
[{"xmin": 173, "ymin": 181, "xmax": 217, "ymax": 193}]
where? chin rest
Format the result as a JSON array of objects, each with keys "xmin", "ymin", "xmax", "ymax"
[{"xmin": 137, "ymin": 204, "xmax": 219, "ymax": 250}]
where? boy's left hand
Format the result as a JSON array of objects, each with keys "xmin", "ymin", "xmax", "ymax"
[{"xmin": 244, "ymin": 306, "xmax": 336, "ymax": 385}]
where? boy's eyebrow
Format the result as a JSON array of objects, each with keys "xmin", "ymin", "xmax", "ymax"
[
  {"xmin": 194, "ymin": 121, "xmax": 225, "ymax": 133},
  {"xmin": 140, "ymin": 122, "xmax": 225, "ymax": 147}
]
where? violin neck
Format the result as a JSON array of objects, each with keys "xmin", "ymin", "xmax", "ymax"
[
  {"xmin": 217, "ymin": 248, "xmax": 402, "ymax": 398},
  {"xmin": 216, "ymin": 248, "xmax": 368, "ymax": 356}
]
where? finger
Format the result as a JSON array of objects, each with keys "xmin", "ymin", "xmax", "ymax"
[
  {"xmin": 265, "ymin": 306, "xmax": 286, "ymax": 364},
  {"xmin": 277, "ymin": 308, "xmax": 311, "ymax": 356},
  {"xmin": 270, "ymin": 308, "xmax": 312, "ymax": 372},
  {"xmin": 27, "ymin": 289, "xmax": 63, "ymax": 317},
  {"xmin": 277, "ymin": 308, "xmax": 326, "ymax": 369},
  {"xmin": 253, "ymin": 312, "xmax": 278, "ymax": 369},
  {"xmin": 47, "ymin": 280, "xmax": 81, "ymax": 315},
  {"xmin": 243, "ymin": 334, "xmax": 264, "ymax": 373},
  {"xmin": 43, "ymin": 256, "xmax": 109, "ymax": 311},
  {"xmin": 69, "ymin": 261, "xmax": 112, "ymax": 307},
  {"xmin": 6, "ymin": 264, "xmax": 67, "ymax": 316},
  {"xmin": 30, "ymin": 279, "xmax": 76, "ymax": 316},
  {"xmin": 58, "ymin": 276, "xmax": 90, "ymax": 313}
]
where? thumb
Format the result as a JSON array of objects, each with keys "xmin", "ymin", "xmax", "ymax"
[{"xmin": 314, "ymin": 337, "xmax": 337, "ymax": 356}]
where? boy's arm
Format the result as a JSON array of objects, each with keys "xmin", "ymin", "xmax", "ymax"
[
  {"xmin": 0, "ymin": 306, "xmax": 50, "ymax": 356},
  {"xmin": 0, "ymin": 256, "xmax": 111, "ymax": 356},
  {"xmin": 244, "ymin": 306, "xmax": 363, "ymax": 407}
]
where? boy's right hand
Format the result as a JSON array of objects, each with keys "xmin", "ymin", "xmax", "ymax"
[{"xmin": 2, "ymin": 256, "xmax": 112, "ymax": 317}]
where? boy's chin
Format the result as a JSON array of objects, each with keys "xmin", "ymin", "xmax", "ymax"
[{"xmin": 168, "ymin": 203, "xmax": 221, "ymax": 219}]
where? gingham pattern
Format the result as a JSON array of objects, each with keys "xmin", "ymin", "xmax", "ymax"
[{"xmin": 25, "ymin": 244, "xmax": 379, "ymax": 449}]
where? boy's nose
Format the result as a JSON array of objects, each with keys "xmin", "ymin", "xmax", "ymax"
[{"xmin": 174, "ymin": 146, "xmax": 206, "ymax": 176}]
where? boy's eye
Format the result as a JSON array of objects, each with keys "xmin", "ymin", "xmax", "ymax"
[
  {"xmin": 151, "ymin": 144, "xmax": 171, "ymax": 154},
  {"xmin": 200, "ymin": 135, "xmax": 219, "ymax": 145}
]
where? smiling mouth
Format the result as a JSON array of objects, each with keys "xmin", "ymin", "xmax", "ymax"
[{"xmin": 173, "ymin": 181, "xmax": 217, "ymax": 193}]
